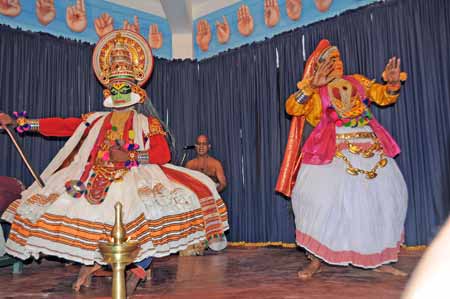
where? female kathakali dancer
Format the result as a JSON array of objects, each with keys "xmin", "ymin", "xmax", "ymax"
[{"xmin": 277, "ymin": 39, "xmax": 408, "ymax": 279}]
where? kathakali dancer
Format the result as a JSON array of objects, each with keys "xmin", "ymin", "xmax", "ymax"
[
  {"xmin": 276, "ymin": 39, "xmax": 408, "ymax": 279},
  {"xmin": 0, "ymin": 30, "xmax": 228, "ymax": 293}
]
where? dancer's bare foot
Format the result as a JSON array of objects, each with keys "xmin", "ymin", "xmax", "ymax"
[
  {"xmin": 179, "ymin": 244, "xmax": 198, "ymax": 256},
  {"xmin": 72, "ymin": 264, "xmax": 101, "ymax": 291},
  {"xmin": 298, "ymin": 256, "xmax": 321, "ymax": 279},
  {"xmin": 145, "ymin": 268, "xmax": 152, "ymax": 281},
  {"xmin": 374, "ymin": 265, "xmax": 408, "ymax": 276}
]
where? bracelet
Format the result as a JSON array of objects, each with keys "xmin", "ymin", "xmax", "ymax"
[
  {"xmin": 387, "ymin": 81, "xmax": 401, "ymax": 89},
  {"xmin": 27, "ymin": 119, "xmax": 40, "ymax": 131},
  {"xmin": 137, "ymin": 151, "xmax": 150, "ymax": 164},
  {"xmin": 294, "ymin": 89, "xmax": 310, "ymax": 104}
]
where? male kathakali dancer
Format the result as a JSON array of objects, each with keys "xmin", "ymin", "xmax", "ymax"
[
  {"xmin": 277, "ymin": 39, "xmax": 408, "ymax": 279},
  {"xmin": 0, "ymin": 30, "xmax": 228, "ymax": 294}
]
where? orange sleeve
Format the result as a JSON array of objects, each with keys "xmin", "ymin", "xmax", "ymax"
[
  {"xmin": 353, "ymin": 74, "xmax": 399, "ymax": 106},
  {"xmin": 39, "ymin": 117, "xmax": 83, "ymax": 137}
]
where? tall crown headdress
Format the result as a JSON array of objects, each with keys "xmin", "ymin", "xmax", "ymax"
[{"xmin": 92, "ymin": 30, "xmax": 153, "ymax": 108}]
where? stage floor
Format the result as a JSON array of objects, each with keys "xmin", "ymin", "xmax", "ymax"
[{"xmin": 0, "ymin": 247, "xmax": 423, "ymax": 299}]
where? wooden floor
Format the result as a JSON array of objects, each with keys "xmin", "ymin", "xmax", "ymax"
[{"xmin": 0, "ymin": 247, "xmax": 422, "ymax": 299}]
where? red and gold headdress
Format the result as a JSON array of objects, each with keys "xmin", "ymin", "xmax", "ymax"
[{"xmin": 92, "ymin": 30, "xmax": 154, "ymax": 108}]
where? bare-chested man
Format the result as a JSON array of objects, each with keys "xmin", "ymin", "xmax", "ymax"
[{"xmin": 186, "ymin": 135, "xmax": 227, "ymax": 192}]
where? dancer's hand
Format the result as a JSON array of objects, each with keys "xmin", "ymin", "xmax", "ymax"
[
  {"xmin": 109, "ymin": 147, "xmax": 129, "ymax": 162},
  {"xmin": 310, "ymin": 60, "xmax": 335, "ymax": 88},
  {"xmin": 383, "ymin": 57, "xmax": 401, "ymax": 85},
  {"xmin": 0, "ymin": 113, "xmax": 13, "ymax": 126}
]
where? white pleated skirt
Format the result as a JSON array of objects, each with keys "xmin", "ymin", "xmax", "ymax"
[{"xmin": 292, "ymin": 126, "xmax": 408, "ymax": 268}]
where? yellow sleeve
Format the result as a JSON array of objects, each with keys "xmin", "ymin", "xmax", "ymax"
[
  {"xmin": 285, "ymin": 92, "xmax": 322, "ymax": 127},
  {"xmin": 353, "ymin": 74, "xmax": 399, "ymax": 106}
]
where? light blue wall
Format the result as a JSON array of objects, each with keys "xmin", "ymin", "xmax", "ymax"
[
  {"xmin": 194, "ymin": 0, "xmax": 379, "ymax": 60},
  {"xmin": 0, "ymin": 0, "xmax": 172, "ymax": 59}
]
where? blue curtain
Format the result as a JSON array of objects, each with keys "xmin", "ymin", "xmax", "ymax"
[
  {"xmin": 198, "ymin": 43, "xmax": 296, "ymax": 242},
  {"xmin": 1, "ymin": 0, "xmax": 449, "ymax": 245},
  {"xmin": 145, "ymin": 59, "xmax": 200, "ymax": 163},
  {"xmin": 0, "ymin": 27, "xmax": 103, "ymax": 187}
]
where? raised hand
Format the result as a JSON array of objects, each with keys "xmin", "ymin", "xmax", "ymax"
[
  {"xmin": 123, "ymin": 16, "xmax": 140, "ymax": 33},
  {"xmin": 286, "ymin": 0, "xmax": 302, "ymax": 21},
  {"xmin": 36, "ymin": 0, "xmax": 55, "ymax": 25},
  {"xmin": 148, "ymin": 24, "xmax": 163, "ymax": 49},
  {"xmin": 94, "ymin": 13, "xmax": 114, "ymax": 38},
  {"xmin": 237, "ymin": 5, "xmax": 254, "ymax": 37},
  {"xmin": 0, "ymin": 0, "xmax": 21, "ymax": 17},
  {"xmin": 215, "ymin": 16, "xmax": 230, "ymax": 44},
  {"xmin": 264, "ymin": 0, "xmax": 280, "ymax": 28},
  {"xmin": 66, "ymin": 0, "xmax": 87, "ymax": 32},
  {"xmin": 314, "ymin": 0, "xmax": 333, "ymax": 12},
  {"xmin": 383, "ymin": 57, "xmax": 401, "ymax": 84},
  {"xmin": 196, "ymin": 19, "xmax": 211, "ymax": 52},
  {"xmin": 310, "ymin": 60, "xmax": 336, "ymax": 88}
]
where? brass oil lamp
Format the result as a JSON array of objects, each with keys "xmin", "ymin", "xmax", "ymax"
[{"xmin": 99, "ymin": 202, "xmax": 140, "ymax": 299}]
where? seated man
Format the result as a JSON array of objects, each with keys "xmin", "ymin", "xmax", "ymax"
[{"xmin": 186, "ymin": 135, "xmax": 227, "ymax": 193}]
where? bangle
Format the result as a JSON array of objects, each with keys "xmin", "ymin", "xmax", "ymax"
[
  {"xmin": 27, "ymin": 119, "xmax": 40, "ymax": 131},
  {"xmin": 137, "ymin": 151, "xmax": 150, "ymax": 164},
  {"xmin": 387, "ymin": 80, "xmax": 401, "ymax": 89},
  {"xmin": 387, "ymin": 81, "xmax": 401, "ymax": 89},
  {"xmin": 294, "ymin": 89, "xmax": 310, "ymax": 104}
]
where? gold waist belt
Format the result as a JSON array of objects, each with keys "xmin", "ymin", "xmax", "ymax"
[
  {"xmin": 334, "ymin": 132, "xmax": 388, "ymax": 179},
  {"xmin": 336, "ymin": 132, "xmax": 376, "ymax": 140}
]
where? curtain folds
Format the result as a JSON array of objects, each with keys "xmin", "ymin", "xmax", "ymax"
[{"xmin": 1, "ymin": 0, "xmax": 449, "ymax": 245}]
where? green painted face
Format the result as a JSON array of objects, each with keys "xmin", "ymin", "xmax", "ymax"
[{"xmin": 110, "ymin": 83, "xmax": 132, "ymax": 106}]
